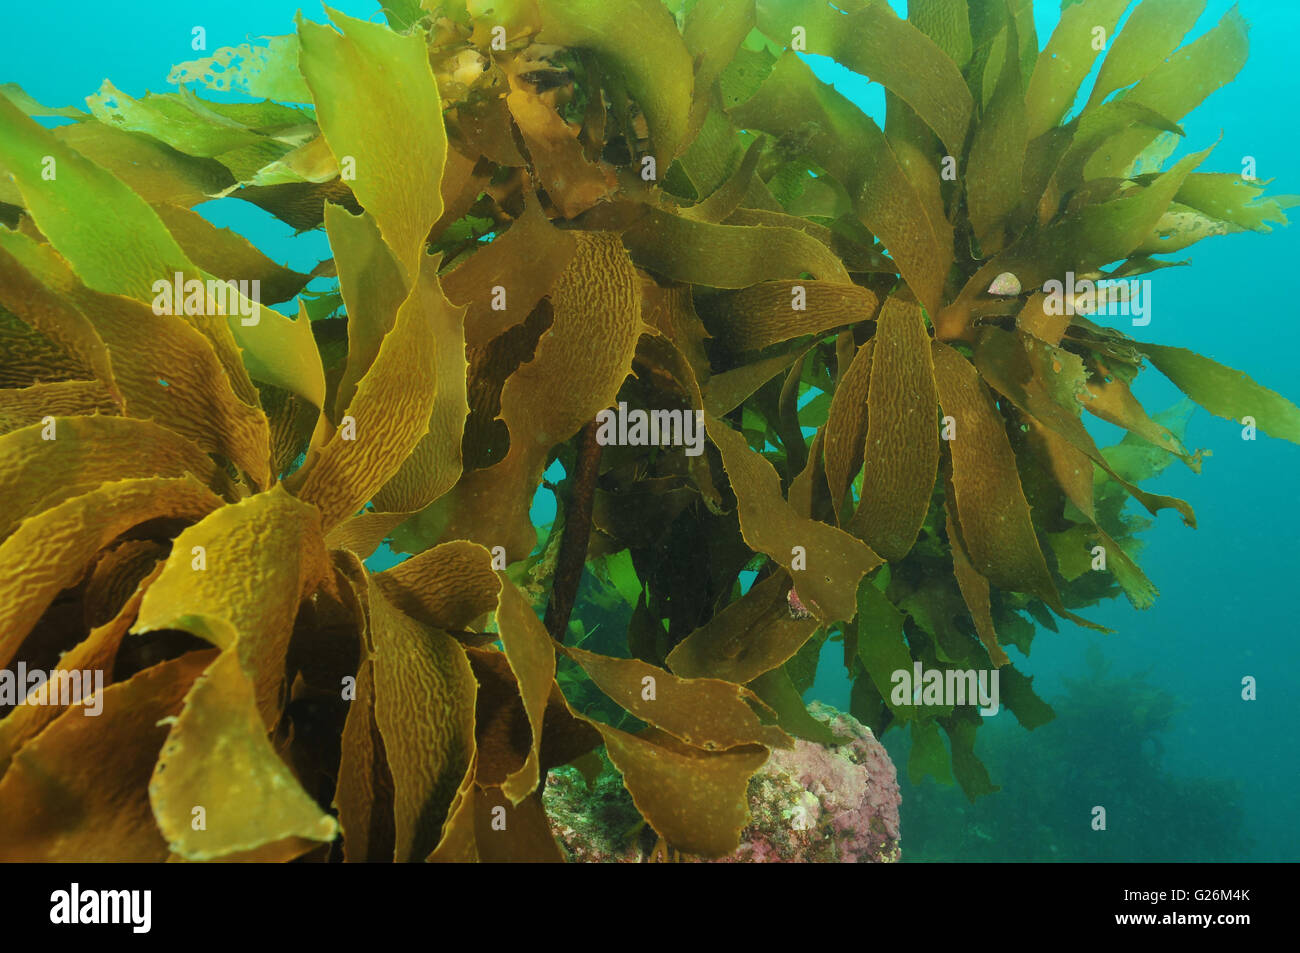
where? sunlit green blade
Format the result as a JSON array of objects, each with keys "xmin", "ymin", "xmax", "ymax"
[
  {"xmin": 169, "ymin": 35, "xmax": 312, "ymax": 102},
  {"xmin": 1087, "ymin": 0, "xmax": 1208, "ymax": 109},
  {"xmin": 965, "ymin": 11, "xmax": 1027, "ymax": 256},
  {"xmin": 297, "ymin": 7, "xmax": 448, "ymax": 278},
  {"xmin": 1137, "ymin": 343, "xmax": 1300, "ymax": 444},
  {"xmin": 1084, "ymin": 6, "xmax": 1248, "ymax": 179},
  {"xmin": 731, "ymin": 52, "xmax": 949, "ymax": 314},
  {"xmin": 755, "ymin": 0, "xmax": 972, "ymax": 157},
  {"xmin": 1023, "ymin": 0, "xmax": 1129, "ymax": 139}
]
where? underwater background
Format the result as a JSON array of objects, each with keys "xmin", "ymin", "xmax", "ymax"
[{"xmin": 8, "ymin": 0, "xmax": 1296, "ymax": 862}]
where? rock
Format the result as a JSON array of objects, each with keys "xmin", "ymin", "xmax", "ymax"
[{"xmin": 544, "ymin": 702, "xmax": 902, "ymax": 862}]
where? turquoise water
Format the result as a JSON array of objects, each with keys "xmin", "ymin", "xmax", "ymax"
[{"xmin": 8, "ymin": 1, "xmax": 1297, "ymax": 862}]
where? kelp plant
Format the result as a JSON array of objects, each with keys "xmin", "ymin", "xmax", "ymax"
[{"xmin": 0, "ymin": 0, "xmax": 1295, "ymax": 862}]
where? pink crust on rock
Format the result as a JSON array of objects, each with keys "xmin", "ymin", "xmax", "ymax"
[
  {"xmin": 544, "ymin": 702, "xmax": 902, "ymax": 863},
  {"xmin": 718, "ymin": 701, "xmax": 902, "ymax": 863}
]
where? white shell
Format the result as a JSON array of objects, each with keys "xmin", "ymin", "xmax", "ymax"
[{"xmin": 987, "ymin": 272, "xmax": 1021, "ymax": 296}]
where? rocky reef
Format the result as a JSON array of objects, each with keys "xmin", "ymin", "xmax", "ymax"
[{"xmin": 546, "ymin": 702, "xmax": 900, "ymax": 862}]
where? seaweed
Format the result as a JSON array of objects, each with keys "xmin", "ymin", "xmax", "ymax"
[
  {"xmin": 0, "ymin": 0, "xmax": 1293, "ymax": 861},
  {"xmin": 898, "ymin": 646, "xmax": 1251, "ymax": 862}
]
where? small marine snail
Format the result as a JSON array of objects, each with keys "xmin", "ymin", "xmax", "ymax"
[{"xmin": 986, "ymin": 272, "xmax": 1022, "ymax": 297}]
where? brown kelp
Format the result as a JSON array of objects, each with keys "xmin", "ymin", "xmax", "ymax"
[{"xmin": 0, "ymin": 0, "xmax": 1295, "ymax": 861}]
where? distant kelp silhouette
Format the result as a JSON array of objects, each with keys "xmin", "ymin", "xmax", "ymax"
[
  {"xmin": 899, "ymin": 646, "xmax": 1250, "ymax": 861},
  {"xmin": 0, "ymin": 0, "xmax": 1295, "ymax": 861}
]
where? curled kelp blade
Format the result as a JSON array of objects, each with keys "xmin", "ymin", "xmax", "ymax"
[
  {"xmin": 374, "ymin": 540, "xmax": 501, "ymax": 633},
  {"xmin": 705, "ymin": 412, "xmax": 880, "ymax": 624},
  {"xmin": 560, "ymin": 642, "xmax": 791, "ymax": 751},
  {"xmin": 132, "ymin": 484, "xmax": 332, "ymax": 728},
  {"xmin": 0, "ymin": 381, "xmax": 115, "ymax": 436},
  {"xmin": 0, "ymin": 94, "xmax": 326, "ymax": 415},
  {"xmin": 365, "ymin": 580, "xmax": 477, "ymax": 862},
  {"xmin": 0, "ymin": 476, "xmax": 222, "ymax": 671},
  {"xmin": 708, "ymin": 280, "xmax": 876, "ymax": 354},
  {"xmin": 0, "ymin": 565, "xmax": 161, "ymax": 780},
  {"xmin": 0, "ymin": 232, "xmax": 273, "ymax": 487},
  {"xmin": 591, "ymin": 723, "xmax": 769, "ymax": 858},
  {"xmin": 368, "ymin": 271, "xmax": 469, "ymax": 515},
  {"xmin": 313, "ymin": 204, "xmax": 470, "ymax": 544},
  {"xmin": 323, "ymin": 205, "xmax": 407, "ymax": 420},
  {"xmin": 0, "ymin": 416, "xmax": 221, "ymax": 545},
  {"xmin": 0, "ymin": 310, "xmax": 92, "ymax": 391},
  {"xmin": 622, "ymin": 206, "xmax": 852, "ymax": 287},
  {"xmin": 150, "ymin": 646, "xmax": 337, "ymax": 860},
  {"xmin": 427, "ymin": 648, "xmax": 604, "ymax": 859},
  {"xmin": 426, "ymin": 771, "xmax": 571, "ymax": 863},
  {"xmin": 0, "ymin": 649, "xmax": 218, "ymax": 862},
  {"xmin": 492, "ymin": 577, "xmax": 556, "ymax": 805},
  {"xmin": 666, "ymin": 570, "xmax": 819, "ymax": 684},
  {"xmin": 0, "ymin": 247, "xmax": 118, "ymax": 404},
  {"xmin": 295, "ymin": 252, "xmax": 447, "ymax": 529},
  {"xmin": 442, "ymin": 192, "xmax": 577, "ymax": 350}
]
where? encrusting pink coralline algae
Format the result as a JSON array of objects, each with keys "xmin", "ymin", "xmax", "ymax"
[{"xmin": 545, "ymin": 701, "xmax": 901, "ymax": 862}]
